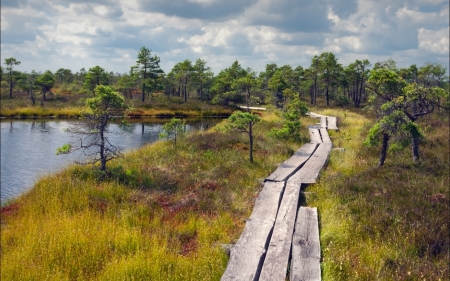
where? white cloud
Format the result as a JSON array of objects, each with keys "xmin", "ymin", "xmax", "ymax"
[
  {"xmin": 1, "ymin": 14, "xmax": 9, "ymax": 30},
  {"xmin": 326, "ymin": 36, "xmax": 362, "ymax": 51},
  {"xmin": 418, "ymin": 27, "xmax": 449, "ymax": 54},
  {"xmin": 0, "ymin": 0, "xmax": 448, "ymax": 74},
  {"xmin": 327, "ymin": 7, "xmax": 359, "ymax": 33}
]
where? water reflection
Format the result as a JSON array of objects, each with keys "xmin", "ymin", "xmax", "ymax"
[{"xmin": 1, "ymin": 118, "xmax": 221, "ymax": 204}]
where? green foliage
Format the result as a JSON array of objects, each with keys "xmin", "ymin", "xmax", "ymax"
[
  {"xmin": 210, "ymin": 61, "xmax": 247, "ymax": 106},
  {"xmin": 226, "ymin": 110, "xmax": 261, "ymax": 162},
  {"xmin": 56, "ymin": 143, "xmax": 72, "ymax": 155},
  {"xmin": 136, "ymin": 46, "xmax": 164, "ymax": 102},
  {"xmin": 226, "ymin": 111, "xmax": 260, "ymax": 132},
  {"xmin": 365, "ymin": 64, "xmax": 443, "ymax": 164},
  {"xmin": 159, "ymin": 118, "xmax": 186, "ymax": 147},
  {"xmin": 86, "ymin": 85, "xmax": 128, "ymax": 114},
  {"xmin": 35, "ymin": 70, "xmax": 56, "ymax": 101},
  {"xmin": 270, "ymin": 89, "xmax": 308, "ymax": 141},
  {"xmin": 83, "ymin": 66, "xmax": 109, "ymax": 93},
  {"xmin": 59, "ymin": 85, "xmax": 129, "ymax": 171},
  {"xmin": 333, "ymin": 94, "xmax": 351, "ymax": 106}
]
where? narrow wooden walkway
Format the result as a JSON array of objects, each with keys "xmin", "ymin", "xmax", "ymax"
[{"xmin": 221, "ymin": 112, "xmax": 336, "ymax": 281}]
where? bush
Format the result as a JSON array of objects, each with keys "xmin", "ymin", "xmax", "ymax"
[{"xmin": 333, "ymin": 94, "xmax": 351, "ymax": 106}]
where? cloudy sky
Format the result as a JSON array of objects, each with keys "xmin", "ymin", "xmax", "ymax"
[{"xmin": 1, "ymin": 0, "xmax": 448, "ymax": 75}]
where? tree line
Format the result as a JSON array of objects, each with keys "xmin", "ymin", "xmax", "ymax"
[{"xmin": 2, "ymin": 48, "xmax": 448, "ymax": 111}]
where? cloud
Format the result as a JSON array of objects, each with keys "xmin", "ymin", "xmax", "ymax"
[
  {"xmin": 139, "ymin": 0, "xmax": 258, "ymax": 20},
  {"xmin": 418, "ymin": 27, "xmax": 449, "ymax": 54},
  {"xmin": 0, "ymin": 0, "xmax": 448, "ymax": 74}
]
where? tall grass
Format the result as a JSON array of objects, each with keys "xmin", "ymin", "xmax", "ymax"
[
  {"xmin": 1, "ymin": 112, "xmax": 301, "ymax": 280},
  {"xmin": 306, "ymin": 109, "xmax": 449, "ymax": 280}
]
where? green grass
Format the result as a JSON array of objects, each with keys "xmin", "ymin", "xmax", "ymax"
[
  {"xmin": 0, "ymin": 112, "xmax": 301, "ymax": 280},
  {"xmin": 306, "ymin": 109, "xmax": 449, "ymax": 280}
]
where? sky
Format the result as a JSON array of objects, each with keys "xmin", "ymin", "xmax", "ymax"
[{"xmin": 1, "ymin": 0, "xmax": 449, "ymax": 75}]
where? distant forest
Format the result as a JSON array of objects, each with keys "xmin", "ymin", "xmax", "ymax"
[{"xmin": 1, "ymin": 47, "xmax": 448, "ymax": 110}]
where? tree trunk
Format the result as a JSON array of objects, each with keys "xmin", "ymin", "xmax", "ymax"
[
  {"xmin": 412, "ymin": 135, "xmax": 420, "ymax": 162},
  {"xmin": 313, "ymin": 79, "xmax": 317, "ymax": 106},
  {"xmin": 100, "ymin": 118, "xmax": 107, "ymax": 171},
  {"xmin": 9, "ymin": 71, "xmax": 13, "ymax": 99},
  {"xmin": 249, "ymin": 122, "xmax": 254, "ymax": 163},
  {"xmin": 184, "ymin": 77, "xmax": 188, "ymax": 103},
  {"xmin": 325, "ymin": 84, "xmax": 329, "ymax": 106},
  {"xmin": 379, "ymin": 133, "xmax": 389, "ymax": 166},
  {"xmin": 142, "ymin": 82, "xmax": 145, "ymax": 102},
  {"xmin": 246, "ymin": 89, "xmax": 250, "ymax": 112},
  {"xmin": 30, "ymin": 89, "xmax": 35, "ymax": 106}
]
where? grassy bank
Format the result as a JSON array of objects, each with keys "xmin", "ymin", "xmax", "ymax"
[
  {"xmin": 0, "ymin": 111, "xmax": 306, "ymax": 280},
  {"xmin": 307, "ymin": 109, "xmax": 449, "ymax": 280},
  {"xmin": 0, "ymin": 92, "xmax": 234, "ymax": 118}
]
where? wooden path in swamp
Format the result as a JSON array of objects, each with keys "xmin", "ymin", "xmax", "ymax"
[{"xmin": 221, "ymin": 112, "xmax": 338, "ymax": 281}]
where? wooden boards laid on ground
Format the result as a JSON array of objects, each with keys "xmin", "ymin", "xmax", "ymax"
[
  {"xmin": 320, "ymin": 117, "xmax": 327, "ymax": 128},
  {"xmin": 288, "ymin": 143, "xmax": 332, "ymax": 184},
  {"xmin": 309, "ymin": 128, "xmax": 322, "ymax": 144},
  {"xmin": 259, "ymin": 182, "xmax": 301, "ymax": 280},
  {"xmin": 222, "ymin": 113, "xmax": 336, "ymax": 281},
  {"xmin": 307, "ymin": 112, "xmax": 339, "ymax": 130},
  {"xmin": 326, "ymin": 116, "xmax": 338, "ymax": 130},
  {"xmin": 266, "ymin": 144, "xmax": 317, "ymax": 182},
  {"xmin": 319, "ymin": 128, "xmax": 332, "ymax": 144},
  {"xmin": 290, "ymin": 207, "xmax": 321, "ymax": 281},
  {"xmin": 221, "ymin": 181, "xmax": 285, "ymax": 281}
]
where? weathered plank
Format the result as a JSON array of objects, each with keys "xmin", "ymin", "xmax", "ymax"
[
  {"xmin": 221, "ymin": 182, "xmax": 285, "ymax": 281},
  {"xmin": 288, "ymin": 143, "xmax": 332, "ymax": 184},
  {"xmin": 308, "ymin": 128, "xmax": 322, "ymax": 144},
  {"xmin": 221, "ymin": 219, "xmax": 275, "ymax": 281},
  {"xmin": 290, "ymin": 207, "xmax": 321, "ymax": 281},
  {"xmin": 319, "ymin": 128, "xmax": 332, "ymax": 144},
  {"xmin": 326, "ymin": 116, "xmax": 338, "ymax": 130},
  {"xmin": 249, "ymin": 181, "xmax": 285, "ymax": 221},
  {"xmin": 259, "ymin": 182, "xmax": 301, "ymax": 281},
  {"xmin": 320, "ymin": 117, "xmax": 327, "ymax": 128},
  {"xmin": 266, "ymin": 144, "xmax": 317, "ymax": 182},
  {"xmin": 307, "ymin": 112, "xmax": 323, "ymax": 118}
]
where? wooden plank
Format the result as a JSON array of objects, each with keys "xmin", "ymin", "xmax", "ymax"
[
  {"xmin": 249, "ymin": 181, "xmax": 285, "ymax": 221},
  {"xmin": 259, "ymin": 182, "xmax": 301, "ymax": 281},
  {"xmin": 222, "ymin": 182, "xmax": 285, "ymax": 281},
  {"xmin": 266, "ymin": 144, "xmax": 317, "ymax": 182},
  {"xmin": 309, "ymin": 128, "xmax": 322, "ymax": 144},
  {"xmin": 319, "ymin": 128, "xmax": 332, "ymax": 144},
  {"xmin": 238, "ymin": 106, "xmax": 267, "ymax": 111},
  {"xmin": 290, "ymin": 207, "xmax": 321, "ymax": 281},
  {"xmin": 326, "ymin": 116, "xmax": 338, "ymax": 130},
  {"xmin": 320, "ymin": 117, "xmax": 327, "ymax": 128},
  {"xmin": 221, "ymin": 219, "xmax": 275, "ymax": 281},
  {"xmin": 307, "ymin": 112, "xmax": 323, "ymax": 118},
  {"xmin": 288, "ymin": 143, "xmax": 332, "ymax": 184}
]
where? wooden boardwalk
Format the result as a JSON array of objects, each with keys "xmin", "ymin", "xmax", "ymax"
[{"xmin": 221, "ymin": 113, "xmax": 337, "ymax": 281}]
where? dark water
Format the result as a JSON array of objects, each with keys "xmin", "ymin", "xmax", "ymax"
[{"xmin": 0, "ymin": 118, "xmax": 221, "ymax": 205}]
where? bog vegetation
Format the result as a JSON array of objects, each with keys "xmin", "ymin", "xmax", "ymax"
[{"xmin": 1, "ymin": 50, "xmax": 449, "ymax": 280}]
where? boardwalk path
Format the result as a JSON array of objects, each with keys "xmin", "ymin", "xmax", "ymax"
[{"xmin": 221, "ymin": 112, "xmax": 338, "ymax": 281}]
